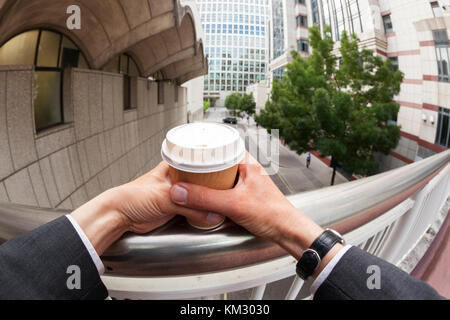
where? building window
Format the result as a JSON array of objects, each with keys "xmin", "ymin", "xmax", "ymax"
[
  {"xmin": 298, "ymin": 40, "xmax": 309, "ymax": 52},
  {"xmin": 321, "ymin": 0, "xmax": 334, "ymax": 40},
  {"xmin": 0, "ymin": 29, "xmax": 89, "ymax": 132},
  {"xmin": 120, "ymin": 54, "xmax": 139, "ymax": 110},
  {"xmin": 433, "ymin": 29, "xmax": 449, "ymax": 45},
  {"xmin": 436, "ymin": 107, "xmax": 450, "ymax": 148},
  {"xmin": 431, "ymin": 1, "xmax": 443, "ymax": 17},
  {"xmin": 272, "ymin": 0, "xmax": 285, "ymax": 60},
  {"xmin": 434, "ymin": 29, "xmax": 450, "ymax": 82},
  {"xmin": 382, "ymin": 15, "xmax": 394, "ymax": 34},
  {"xmin": 297, "ymin": 15, "xmax": 308, "ymax": 28},
  {"xmin": 103, "ymin": 53, "xmax": 140, "ymax": 109},
  {"xmin": 273, "ymin": 67, "xmax": 284, "ymax": 82},
  {"xmin": 389, "ymin": 57, "xmax": 399, "ymax": 72},
  {"xmin": 158, "ymin": 81, "xmax": 164, "ymax": 105},
  {"xmin": 296, "ymin": 0, "xmax": 306, "ymax": 5},
  {"xmin": 347, "ymin": 0, "xmax": 363, "ymax": 34},
  {"xmin": 311, "ymin": 0, "xmax": 321, "ymax": 29}
]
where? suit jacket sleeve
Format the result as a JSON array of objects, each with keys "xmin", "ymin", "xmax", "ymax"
[
  {"xmin": 0, "ymin": 216, "xmax": 108, "ymax": 300},
  {"xmin": 314, "ymin": 246, "xmax": 444, "ymax": 300}
]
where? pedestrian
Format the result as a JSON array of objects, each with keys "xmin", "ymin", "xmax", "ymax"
[{"xmin": 306, "ymin": 153, "xmax": 311, "ymax": 168}]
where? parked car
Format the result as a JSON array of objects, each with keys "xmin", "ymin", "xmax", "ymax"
[{"xmin": 223, "ymin": 117, "xmax": 237, "ymax": 124}]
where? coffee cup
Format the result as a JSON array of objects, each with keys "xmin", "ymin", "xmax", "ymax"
[{"xmin": 161, "ymin": 123, "xmax": 245, "ymax": 230}]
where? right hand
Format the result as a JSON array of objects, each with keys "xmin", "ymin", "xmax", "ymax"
[{"xmin": 169, "ymin": 153, "xmax": 325, "ymax": 258}]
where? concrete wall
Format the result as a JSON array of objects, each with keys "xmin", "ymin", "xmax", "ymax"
[
  {"xmin": 246, "ymin": 82, "xmax": 269, "ymax": 114},
  {"xmin": 0, "ymin": 66, "xmax": 187, "ymax": 210},
  {"xmin": 183, "ymin": 76, "xmax": 204, "ymax": 123}
]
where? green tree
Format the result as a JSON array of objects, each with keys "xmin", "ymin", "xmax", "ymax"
[
  {"xmin": 257, "ymin": 25, "xmax": 404, "ymax": 185},
  {"xmin": 225, "ymin": 93, "xmax": 242, "ymax": 116},
  {"xmin": 203, "ymin": 100, "xmax": 211, "ymax": 112},
  {"xmin": 240, "ymin": 93, "xmax": 257, "ymax": 116}
]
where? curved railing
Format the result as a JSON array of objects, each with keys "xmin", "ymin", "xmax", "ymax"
[{"xmin": 0, "ymin": 150, "xmax": 449, "ymax": 299}]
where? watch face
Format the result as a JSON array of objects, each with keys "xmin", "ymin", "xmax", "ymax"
[
  {"xmin": 297, "ymin": 250, "xmax": 321, "ymax": 279},
  {"xmin": 303, "ymin": 251, "xmax": 320, "ymax": 270}
]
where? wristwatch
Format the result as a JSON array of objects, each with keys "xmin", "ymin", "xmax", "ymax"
[{"xmin": 296, "ymin": 229, "xmax": 345, "ymax": 280}]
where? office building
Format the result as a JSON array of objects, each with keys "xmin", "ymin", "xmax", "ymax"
[
  {"xmin": 264, "ymin": 0, "xmax": 450, "ymax": 172},
  {"xmin": 196, "ymin": 0, "xmax": 270, "ymax": 106}
]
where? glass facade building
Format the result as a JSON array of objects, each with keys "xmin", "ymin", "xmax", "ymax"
[
  {"xmin": 272, "ymin": 0, "xmax": 285, "ymax": 60},
  {"xmin": 317, "ymin": 0, "xmax": 363, "ymax": 41},
  {"xmin": 196, "ymin": 0, "xmax": 269, "ymax": 105}
]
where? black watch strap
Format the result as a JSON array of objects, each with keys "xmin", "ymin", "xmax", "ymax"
[
  {"xmin": 296, "ymin": 229, "xmax": 345, "ymax": 280},
  {"xmin": 310, "ymin": 229, "xmax": 344, "ymax": 258}
]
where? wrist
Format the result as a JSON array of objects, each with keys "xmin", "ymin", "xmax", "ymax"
[
  {"xmin": 70, "ymin": 189, "xmax": 129, "ymax": 256},
  {"xmin": 276, "ymin": 207, "xmax": 325, "ymax": 260}
]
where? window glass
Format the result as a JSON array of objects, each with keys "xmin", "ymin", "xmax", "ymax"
[
  {"xmin": 436, "ymin": 108, "xmax": 450, "ymax": 147},
  {"xmin": 433, "ymin": 29, "xmax": 449, "ymax": 45},
  {"xmin": 431, "ymin": 1, "xmax": 443, "ymax": 17},
  {"xmin": 78, "ymin": 54, "xmax": 89, "ymax": 69},
  {"xmin": 1, "ymin": 29, "xmax": 91, "ymax": 131},
  {"xmin": 59, "ymin": 36, "xmax": 88, "ymax": 69},
  {"xmin": 0, "ymin": 30, "xmax": 39, "ymax": 65},
  {"xmin": 33, "ymin": 71, "xmax": 62, "ymax": 130},
  {"xmin": 437, "ymin": 46, "xmax": 449, "ymax": 82},
  {"xmin": 389, "ymin": 57, "xmax": 399, "ymax": 72},
  {"xmin": 37, "ymin": 31, "xmax": 61, "ymax": 67},
  {"xmin": 383, "ymin": 15, "xmax": 393, "ymax": 34},
  {"xmin": 120, "ymin": 54, "xmax": 128, "ymax": 74},
  {"xmin": 128, "ymin": 56, "xmax": 139, "ymax": 77}
]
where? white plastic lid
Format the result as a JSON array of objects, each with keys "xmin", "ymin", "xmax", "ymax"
[{"xmin": 161, "ymin": 123, "xmax": 246, "ymax": 173}]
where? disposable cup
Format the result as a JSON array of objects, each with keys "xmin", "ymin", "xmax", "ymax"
[{"xmin": 161, "ymin": 123, "xmax": 245, "ymax": 230}]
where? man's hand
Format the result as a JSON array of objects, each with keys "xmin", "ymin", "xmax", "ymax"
[
  {"xmin": 70, "ymin": 162, "xmax": 217, "ymax": 255},
  {"xmin": 169, "ymin": 153, "xmax": 327, "ymax": 260}
]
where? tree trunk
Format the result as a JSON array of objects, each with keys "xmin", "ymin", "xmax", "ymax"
[
  {"xmin": 330, "ymin": 156, "xmax": 337, "ymax": 186},
  {"xmin": 330, "ymin": 164, "xmax": 337, "ymax": 186}
]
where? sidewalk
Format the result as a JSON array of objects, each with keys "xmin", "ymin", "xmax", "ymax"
[{"xmin": 242, "ymin": 119, "xmax": 348, "ymax": 195}]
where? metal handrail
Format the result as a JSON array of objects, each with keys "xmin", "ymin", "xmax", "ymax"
[{"xmin": 0, "ymin": 150, "xmax": 449, "ymax": 277}]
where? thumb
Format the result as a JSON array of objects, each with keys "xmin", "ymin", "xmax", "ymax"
[{"xmin": 170, "ymin": 182, "xmax": 233, "ymax": 215}]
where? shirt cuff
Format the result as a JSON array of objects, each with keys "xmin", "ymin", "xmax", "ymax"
[
  {"xmin": 310, "ymin": 244, "xmax": 353, "ymax": 295},
  {"xmin": 65, "ymin": 215, "xmax": 105, "ymax": 275}
]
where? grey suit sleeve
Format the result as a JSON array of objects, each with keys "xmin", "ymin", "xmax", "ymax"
[
  {"xmin": 314, "ymin": 246, "xmax": 444, "ymax": 300},
  {"xmin": 0, "ymin": 216, "xmax": 108, "ymax": 300}
]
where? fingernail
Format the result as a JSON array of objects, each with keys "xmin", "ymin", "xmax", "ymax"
[
  {"xmin": 171, "ymin": 185, "xmax": 188, "ymax": 204},
  {"xmin": 206, "ymin": 212, "xmax": 224, "ymax": 225}
]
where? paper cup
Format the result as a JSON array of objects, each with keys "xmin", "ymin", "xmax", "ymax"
[{"xmin": 162, "ymin": 123, "xmax": 245, "ymax": 230}]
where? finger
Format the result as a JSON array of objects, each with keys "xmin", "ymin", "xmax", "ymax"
[
  {"xmin": 132, "ymin": 162, "xmax": 169, "ymax": 184},
  {"xmin": 170, "ymin": 183, "xmax": 235, "ymax": 215},
  {"xmin": 239, "ymin": 152, "xmax": 266, "ymax": 176},
  {"xmin": 151, "ymin": 161, "xmax": 170, "ymax": 179},
  {"xmin": 168, "ymin": 203, "xmax": 225, "ymax": 227}
]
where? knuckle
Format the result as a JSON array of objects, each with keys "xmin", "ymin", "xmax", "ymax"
[{"xmin": 196, "ymin": 188, "xmax": 209, "ymax": 208}]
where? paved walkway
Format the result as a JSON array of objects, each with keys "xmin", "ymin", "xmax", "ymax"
[{"xmin": 243, "ymin": 123, "xmax": 348, "ymax": 195}]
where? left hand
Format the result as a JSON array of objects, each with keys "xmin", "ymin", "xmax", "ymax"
[
  {"xmin": 71, "ymin": 162, "xmax": 216, "ymax": 255},
  {"xmin": 108, "ymin": 161, "xmax": 218, "ymax": 234}
]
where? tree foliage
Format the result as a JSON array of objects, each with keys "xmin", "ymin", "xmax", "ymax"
[
  {"xmin": 240, "ymin": 93, "xmax": 256, "ymax": 116},
  {"xmin": 256, "ymin": 25, "xmax": 404, "ymax": 177},
  {"xmin": 225, "ymin": 93, "xmax": 241, "ymax": 114},
  {"xmin": 203, "ymin": 100, "xmax": 211, "ymax": 111}
]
